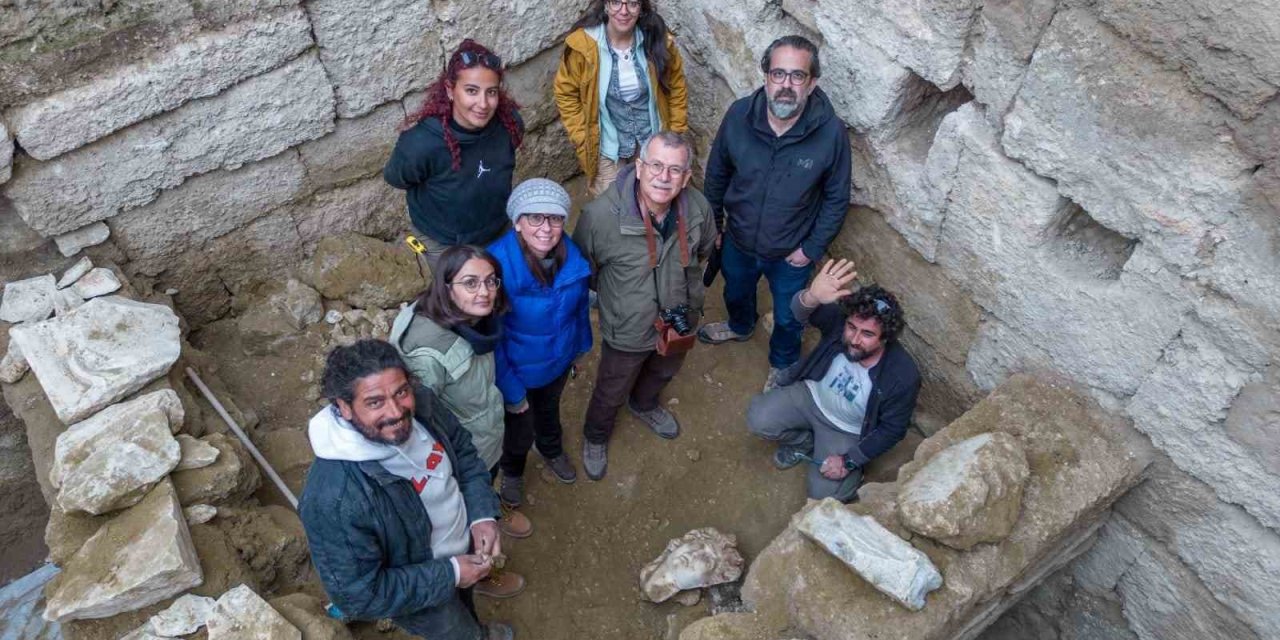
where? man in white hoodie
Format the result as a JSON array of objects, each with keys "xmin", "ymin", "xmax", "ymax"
[{"xmin": 299, "ymin": 340, "xmax": 518, "ymax": 640}]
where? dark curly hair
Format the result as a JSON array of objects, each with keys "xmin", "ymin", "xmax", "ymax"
[
  {"xmin": 838, "ymin": 284, "xmax": 906, "ymax": 343},
  {"xmin": 402, "ymin": 39, "xmax": 524, "ymax": 171},
  {"xmin": 321, "ymin": 339, "xmax": 414, "ymax": 405}
]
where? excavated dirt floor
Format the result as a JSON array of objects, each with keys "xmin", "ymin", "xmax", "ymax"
[{"xmin": 191, "ymin": 283, "xmax": 920, "ymax": 640}]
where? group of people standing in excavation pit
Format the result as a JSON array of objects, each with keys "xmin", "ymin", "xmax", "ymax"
[{"xmin": 296, "ymin": 2, "xmax": 922, "ymax": 638}]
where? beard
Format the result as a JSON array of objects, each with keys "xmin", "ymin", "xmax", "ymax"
[
  {"xmin": 767, "ymin": 88, "xmax": 804, "ymax": 120},
  {"xmin": 352, "ymin": 409, "xmax": 413, "ymax": 446},
  {"xmin": 842, "ymin": 339, "xmax": 878, "ymax": 363}
]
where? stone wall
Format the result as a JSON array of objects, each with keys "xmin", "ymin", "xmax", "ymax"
[
  {"xmin": 2, "ymin": 1, "xmax": 1278, "ymax": 638},
  {"xmin": 0, "ymin": 0, "xmax": 580, "ymax": 327},
  {"xmin": 666, "ymin": 1, "xmax": 1279, "ymax": 638}
]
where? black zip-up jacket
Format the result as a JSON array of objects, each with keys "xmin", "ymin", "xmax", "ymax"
[
  {"xmin": 785, "ymin": 292, "xmax": 921, "ymax": 467},
  {"xmin": 383, "ymin": 112, "xmax": 522, "ymax": 246},
  {"xmin": 703, "ymin": 87, "xmax": 852, "ymax": 261}
]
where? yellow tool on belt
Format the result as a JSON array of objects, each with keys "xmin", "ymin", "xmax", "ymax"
[{"xmin": 406, "ymin": 235, "xmax": 429, "ymax": 282}]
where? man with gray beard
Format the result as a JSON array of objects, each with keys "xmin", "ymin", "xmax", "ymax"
[{"xmin": 698, "ymin": 35, "xmax": 853, "ymax": 394}]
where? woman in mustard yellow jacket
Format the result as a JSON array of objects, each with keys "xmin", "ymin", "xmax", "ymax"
[{"xmin": 554, "ymin": 0, "xmax": 689, "ymax": 197}]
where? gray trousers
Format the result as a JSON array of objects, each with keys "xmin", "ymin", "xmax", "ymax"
[
  {"xmin": 394, "ymin": 587, "xmax": 480, "ymax": 640},
  {"xmin": 746, "ymin": 383, "xmax": 863, "ymax": 502}
]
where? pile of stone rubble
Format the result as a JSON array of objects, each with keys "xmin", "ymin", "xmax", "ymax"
[{"xmin": 0, "ymin": 266, "xmax": 346, "ymax": 639}]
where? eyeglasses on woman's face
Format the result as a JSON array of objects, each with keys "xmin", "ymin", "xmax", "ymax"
[
  {"xmin": 606, "ymin": 0, "xmax": 641, "ymax": 13},
  {"xmin": 521, "ymin": 213, "xmax": 566, "ymax": 228},
  {"xmin": 448, "ymin": 276, "xmax": 502, "ymax": 293}
]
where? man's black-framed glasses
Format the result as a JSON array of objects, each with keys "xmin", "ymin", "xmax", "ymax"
[
  {"xmin": 459, "ymin": 51, "xmax": 503, "ymax": 70},
  {"xmin": 767, "ymin": 68, "xmax": 811, "ymax": 85},
  {"xmin": 448, "ymin": 276, "xmax": 502, "ymax": 293}
]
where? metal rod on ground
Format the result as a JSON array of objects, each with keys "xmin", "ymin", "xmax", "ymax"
[{"xmin": 185, "ymin": 367, "xmax": 299, "ymax": 510}]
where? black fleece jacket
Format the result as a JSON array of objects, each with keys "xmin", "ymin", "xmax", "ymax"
[
  {"xmin": 703, "ymin": 87, "xmax": 852, "ymax": 261},
  {"xmin": 787, "ymin": 292, "xmax": 921, "ymax": 467},
  {"xmin": 383, "ymin": 112, "xmax": 523, "ymax": 245}
]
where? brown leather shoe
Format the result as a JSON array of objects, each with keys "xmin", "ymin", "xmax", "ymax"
[
  {"xmin": 474, "ymin": 572, "xmax": 526, "ymax": 599},
  {"xmin": 498, "ymin": 506, "xmax": 533, "ymax": 539}
]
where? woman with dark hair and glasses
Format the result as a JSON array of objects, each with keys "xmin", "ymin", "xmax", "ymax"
[
  {"xmin": 486, "ymin": 179, "xmax": 592, "ymax": 508},
  {"xmin": 554, "ymin": 0, "xmax": 688, "ymax": 197},
  {"xmin": 385, "ymin": 39, "xmax": 524, "ymax": 267},
  {"xmin": 389, "ymin": 245, "xmax": 529, "ymax": 600}
]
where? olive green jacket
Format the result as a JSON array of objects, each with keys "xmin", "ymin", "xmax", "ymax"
[
  {"xmin": 572, "ymin": 166, "xmax": 716, "ymax": 353},
  {"xmin": 390, "ymin": 304, "xmax": 504, "ymax": 469}
]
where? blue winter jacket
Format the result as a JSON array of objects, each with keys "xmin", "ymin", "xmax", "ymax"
[{"xmin": 487, "ymin": 229, "xmax": 593, "ymax": 404}]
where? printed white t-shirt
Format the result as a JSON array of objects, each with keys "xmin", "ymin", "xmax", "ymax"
[
  {"xmin": 379, "ymin": 424, "xmax": 470, "ymax": 562},
  {"xmin": 805, "ymin": 356, "xmax": 872, "ymax": 435}
]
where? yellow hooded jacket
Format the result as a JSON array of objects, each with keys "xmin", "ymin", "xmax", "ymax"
[{"xmin": 554, "ymin": 27, "xmax": 689, "ymax": 182}]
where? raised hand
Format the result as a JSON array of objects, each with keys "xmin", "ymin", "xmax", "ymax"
[{"xmin": 806, "ymin": 259, "xmax": 857, "ymax": 306}]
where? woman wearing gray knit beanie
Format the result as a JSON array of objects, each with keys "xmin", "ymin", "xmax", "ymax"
[{"xmin": 486, "ymin": 179, "xmax": 594, "ymax": 507}]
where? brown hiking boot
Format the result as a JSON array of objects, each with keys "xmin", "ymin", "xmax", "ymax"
[
  {"xmin": 474, "ymin": 572, "xmax": 526, "ymax": 599},
  {"xmin": 498, "ymin": 505, "xmax": 533, "ymax": 539}
]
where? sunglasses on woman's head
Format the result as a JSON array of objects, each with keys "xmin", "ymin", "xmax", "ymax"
[{"xmin": 458, "ymin": 51, "xmax": 503, "ymax": 70}]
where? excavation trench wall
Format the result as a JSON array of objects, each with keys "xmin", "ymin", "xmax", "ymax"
[{"xmin": 1, "ymin": 1, "xmax": 1279, "ymax": 638}]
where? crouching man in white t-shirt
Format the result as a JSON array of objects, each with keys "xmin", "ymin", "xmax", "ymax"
[{"xmin": 746, "ymin": 260, "xmax": 921, "ymax": 502}]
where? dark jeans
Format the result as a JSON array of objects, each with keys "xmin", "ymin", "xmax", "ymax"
[
  {"xmin": 583, "ymin": 342, "xmax": 687, "ymax": 444},
  {"xmin": 500, "ymin": 369, "xmax": 571, "ymax": 477},
  {"xmin": 746, "ymin": 383, "xmax": 863, "ymax": 502},
  {"xmin": 721, "ymin": 239, "xmax": 814, "ymax": 369},
  {"xmin": 394, "ymin": 587, "xmax": 480, "ymax": 639}
]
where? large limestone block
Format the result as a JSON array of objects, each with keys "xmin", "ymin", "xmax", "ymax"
[
  {"xmin": 682, "ymin": 375, "xmax": 1150, "ymax": 640},
  {"xmin": 306, "ymin": 0, "xmax": 442, "ymax": 118},
  {"xmin": 1001, "ymin": 9, "xmax": 1255, "ymax": 270},
  {"xmin": 796, "ymin": 499, "xmax": 943, "ymax": 611},
  {"xmin": 172, "ymin": 433, "xmax": 263, "ymax": 506},
  {"xmin": 6, "ymin": 53, "xmax": 335, "ymax": 236},
  {"xmin": 289, "ymin": 178, "xmax": 407, "ymax": 254},
  {"xmin": 9, "ymin": 297, "xmax": 181, "ymax": 424},
  {"xmin": 1116, "ymin": 461, "xmax": 1280, "ymax": 635},
  {"xmin": 44, "ymin": 480, "xmax": 203, "ymax": 622},
  {"xmin": 206, "ymin": 584, "xmax": 301, "ymax": 640},
  {"xmin": 109, "ymin": 151, "xmax": 309, "ymax": 274},
  {"xmin": 7, "ymin": 8, "xmax": 314, "ymax": 160},
  {"xmin": 1126, "ymin": 319, "xmax": 1280, "ymax": 530},
  {"xmin": 303, "ymin": 233, "xmax": 423, "ymax": 309},
  {"xmin": 1072, "ymin": 516, "xmax": 1262, "ymax": 640},
  {"xmin": 897, "ymin": 432, "xmax": 1029, "ymax": 550},
  {"xmin": 51, "ymin": 390, "xmax": 184, "ymax": 515},
  {"xmin": 1094, "ymin": 0, "xmax": 1280, "ymax": 119},
  {"xmin": 298, "ymin": 101, "xmax": 404, "ymax": 191},
  {"xmin": 1, "ymin": 275, "xmax": 57, "ymax": 324},
  {"xmin": 959, "ymin": 0, "xmax": 1057, "ymax": 123},
  {"xmin": 149, "ymin": 593, "xmax": 217, "ymax": 636},
  {"xmin": 434, "ymin": 0, "xmax": 580, "ymax": 69},
  {"xmin": 664, "ymin": 0, "xmax": 804, "ymax": 98},
  {"xmin": 784, "ymin": 0, "xmax": 980, "ymax": 89},
  {"xmin": 504, "ymin": 47, "xmax": 566, "ymax": 131},
  {"xmin": 639, "ymin": 528, "xmax": 745, "ymax": 603}
]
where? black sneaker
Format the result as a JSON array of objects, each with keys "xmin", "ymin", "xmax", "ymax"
[
  {"xmin": 537, "ymin": 449, "xmax": 578, "ymax": 484},
  {"xmin": 773, "ymin": 446, "xmax": 806, "ymax": 470}
]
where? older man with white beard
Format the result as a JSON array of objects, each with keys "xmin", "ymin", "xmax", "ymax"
[{"xmin": 698, "ymin": 35, "xmax": 854, "ymax": 394}]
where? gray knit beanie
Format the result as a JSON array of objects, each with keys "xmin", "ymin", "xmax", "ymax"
[{"xmin": 506, "ymin": 178, "xmax": 572, "ymax": 224}]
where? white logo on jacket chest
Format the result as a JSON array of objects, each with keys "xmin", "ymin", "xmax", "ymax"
[{"xmin": 476, "ymin": 160, "xmax": 491, "ymax": 179}]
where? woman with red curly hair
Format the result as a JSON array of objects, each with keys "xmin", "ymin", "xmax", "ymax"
[{"xmin": 385, "ymin": 40, "xmax": 525, "ymax": 267}]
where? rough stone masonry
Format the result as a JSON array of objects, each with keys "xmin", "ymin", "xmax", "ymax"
[{"xmin": 2, "ymin": 1, "xmax": 1279, "ymax": 638}]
